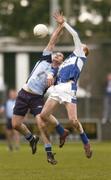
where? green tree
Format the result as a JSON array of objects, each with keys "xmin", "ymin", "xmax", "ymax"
[{"xmin": 0, "ymin": 0, "xmax": 49, "ymax": 38}]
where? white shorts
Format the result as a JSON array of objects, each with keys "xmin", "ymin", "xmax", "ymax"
[{"xmin": 46, "ymin": 82, "xmax": 77, "ymax": 104}]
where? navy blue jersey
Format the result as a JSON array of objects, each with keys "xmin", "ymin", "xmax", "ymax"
[
  {"xmin": 55, "ymin": 22, "xmax": 87, "ymax": 88},
  {"xmin": 57, "ymin": 52, "xmax": 86, "ymax": 85}
]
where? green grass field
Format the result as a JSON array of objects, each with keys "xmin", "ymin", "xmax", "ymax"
[{"xmin": 0, "ymin": 142, "xmax": 111, "ymax": 180}]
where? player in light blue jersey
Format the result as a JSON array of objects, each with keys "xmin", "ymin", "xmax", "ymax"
[
  {"xmin": 38, "ymin": 12, "xmax": 92, "ymax": 163},
  {"xmin": 0, "ymin": 89, "xmax": 20, "ymax": 151},
  {"xmin": 12, "ymin": 14, "xmax": 69, "ymax": 161}
]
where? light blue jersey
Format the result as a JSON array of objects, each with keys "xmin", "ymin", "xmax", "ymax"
[
  {"xmin": 3, "ymin": 100, "xmax": 16, "ymax": 118},
  {"xmin": 26, "ymin": 51, "xmax": 53, "ymax": 95}
]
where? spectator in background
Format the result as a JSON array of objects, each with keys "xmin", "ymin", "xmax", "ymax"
[
  {"xmin": 102, "ymin": 73, "xmax": 111, "ymax": 124},
  {"xmin": 0, "ymin": 89, "xmax": 20, "ymax": 151}
]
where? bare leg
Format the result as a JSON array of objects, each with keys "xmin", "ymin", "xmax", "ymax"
[
  {"xmin": 13, "ymin": 130, "xmax": 20, "ymax": 150},
  {"xmin": 36, "ymin": 114, "xmax": 50, "ymax": 144},
  {"xmin": 5, "ymin": 129, "xmax": 14, "ymax": 151},
  {"xmin": 12, "ymin": 114, "xmax": 39, "ymax": 154},
  {"xmin": 65, "ymin": 102, "xmax": 84, "ymax": 133},
  {"xmin": 65, "ymin": 102, "xmax": 92, "ymax": 158},
  {"xmin": 38, "ymin": 97, "xmax": 69, "ymax": 146},
  {"xmin": 12, "ymin": 115, "xmax": 31, "ymax": 136},
  {"xmin": 40, "ymin": 98, "xmax": 58, "ymax": 119},
  {"xmin": 36, "ymin": 98, "xmax": 60, "ymax": 165},
  {"xmin": 36, "ymin": 98, "xmax": 58, "ymax": 144}
]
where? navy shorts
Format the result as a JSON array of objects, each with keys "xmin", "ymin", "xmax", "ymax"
[
  {"xmin": 6, "ymin": 118, "xmax": 13, "ymax": 130},
  {"xmin": 13, "ymin": 89, "xmax": 44, "ymax": 116}
]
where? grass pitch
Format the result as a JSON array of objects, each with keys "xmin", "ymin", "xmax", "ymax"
[{"xmin": 0, "ymin": 142, "xmax": 111, "ymax": 180}]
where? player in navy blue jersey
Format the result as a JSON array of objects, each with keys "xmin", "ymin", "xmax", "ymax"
[
  {"xmin": 12, "ymin": 13, "xmax": 69, "ymax": 159},
  {"xmin": 38, "ymin": 12, "xmax": 92, "ymax": 163}
]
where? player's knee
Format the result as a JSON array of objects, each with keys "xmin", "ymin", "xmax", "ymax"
[
  {"xmin": 40, "ymin": 111, "xmax": 49, "ymax": 120},
  {"xmin": 69, "ymin": 117, "xmax": 77, "ymax": 125},
  {"xmin": 36, "ymin": 115, "xmax": 46, "ymax": 129},
  {"xmin": 69, "ymin": 118, "xmax": 73, "ymax": 125},
  {"xmin": 12, "ymin": 120, "xmax": 20, "ymax": 130},
  {"xmin": 73, "ymin": 119, "xmax": 80, "ymax": 130},
  {"xmin": 73, "ymin": 119, "xmax": 78, "ymax": 126},
  {"xmin": 37, "ymin": 118, "xmax": 44, "ymax": 129},
  {"xmin": 69, "ymin": 118, "xmax": 79, "ymax": 129}
]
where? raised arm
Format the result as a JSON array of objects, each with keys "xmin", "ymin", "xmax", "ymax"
[
  {"xmin": 63, "ymin": 22, "xmax": 82, "ymax": 50},
  {"xmin": 54, "ymin": 12, "xmax": 85, "ymax": 55},
  {"xmin": 44, "ymin": 13, "xmax": 64, "ymax": 52}
]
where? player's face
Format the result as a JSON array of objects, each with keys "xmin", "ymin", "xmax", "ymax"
[
  {"xmin": 107, "ymin": 74, "xmax": 111, "ymax": 81},
  {"xmin": 52, "ymin": 52, "xmax": 64, "ymax": 67},
  {"xmin": 9, "ymin": 90, "xmax": 17, "ymax": 99}
]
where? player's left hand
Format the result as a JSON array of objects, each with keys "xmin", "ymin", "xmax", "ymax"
[
  {"xmin": 47, "ymin": 74, "xmax": 54, "ymax": 87},
  {"xmin": 53, "ymin": 11, "xmax": 64, "ymax": 25}
]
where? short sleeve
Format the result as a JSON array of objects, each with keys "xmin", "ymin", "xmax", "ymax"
[{"xmin": 43, "ymin": 50, "xmax": 52, "ymax": 56}]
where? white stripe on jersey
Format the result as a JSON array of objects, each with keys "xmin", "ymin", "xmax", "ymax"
[
  {"xmin": 77, "ymin": 58, "xmax": 84, "ymax": 71},
  {"xmin": 58, "ymin": 55, "xmax": 84, "ymax": 73},
  {"xmin": 59, "ymin": 56, "xmax": 77, "ymax": 70}
]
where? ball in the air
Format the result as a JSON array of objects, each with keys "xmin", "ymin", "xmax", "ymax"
[{"xmin": 33, "ymin": 24, "xmax": 48, "ymax": 38}]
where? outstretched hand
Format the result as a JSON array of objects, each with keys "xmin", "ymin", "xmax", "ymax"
[{"xmin": 53, "ymin": 11, "xmax": 64, "ymax": 25}]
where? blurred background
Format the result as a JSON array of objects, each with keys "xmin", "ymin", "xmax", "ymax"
[{"xmin": 0, "ymin": 0, "xmax": 111, "ymax": 147}]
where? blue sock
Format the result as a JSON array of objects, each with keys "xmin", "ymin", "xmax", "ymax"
[
  {"xmin": 45, "ymin": 144, "xmax": 52, "ymax": 155},
  {"xmin": 56, "ymin": 123, "xmax": 64, "ymax": 136},
  {"xmin": 25, "ymin": 133, "xmax": 33, "ymax": 142},
  {"xmin": 80, "ymin": 132, "xmax": 89, "ymax": 145}
]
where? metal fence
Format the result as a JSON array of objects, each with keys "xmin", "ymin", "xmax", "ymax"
[{"xmin": 0, "ymin": 96, "xmax": 105, "ymax": 141}]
